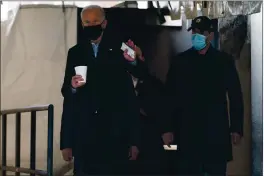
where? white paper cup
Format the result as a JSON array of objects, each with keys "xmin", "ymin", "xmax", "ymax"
[
  {"xmin": 163, "ymin": 145, "xmax": 177, "ymax": 151},
  {"xmin": 74, "ymin": 66, "xmax": 87, "ymax": 83}
]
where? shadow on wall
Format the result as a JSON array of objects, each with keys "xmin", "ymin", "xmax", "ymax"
[
  {"xmin": 140, "ymin": 24, "xmax": 192, "ymax": 82},
  {"xmin": 219, "ymin": 15, "xmax": 250, "ymax": 63}
]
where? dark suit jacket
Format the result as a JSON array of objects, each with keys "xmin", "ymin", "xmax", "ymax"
[
  {"xmin": 165, "ymin": 46, "xmax": 244, "ymax": 162},
  {"xmin": 60, "ymin": 27, "xmax": 142, "ymax": 164},
  {"xmin": 136, "ymin": 75, "xmax": 166, "ymax": 160}
]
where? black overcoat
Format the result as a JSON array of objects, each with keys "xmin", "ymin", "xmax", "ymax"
[
  {"xmin": 164, "ymin": 46, "xmax": 244, "ymax": 163},
  {"xmin": 60, "ymin": 27, "xmax": 143, "ymax": 171}
]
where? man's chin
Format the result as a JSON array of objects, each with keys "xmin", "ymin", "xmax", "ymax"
[{"xmin": 91, "ymin": 33, "xmax": 103, "ymax": 42}]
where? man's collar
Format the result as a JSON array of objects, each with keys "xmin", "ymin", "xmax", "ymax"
[
  {"xmin": 91, "ymin": 42, "xmax": 100, "ymax": 46},
  {"xmin": 91, "ymin": 39, "xmax": 101, "ymax": 45}
]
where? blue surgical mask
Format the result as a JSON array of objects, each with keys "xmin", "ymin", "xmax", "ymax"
[{"xmin": 192, "ymin": 34, "xmax": 207, "ymax": 50}]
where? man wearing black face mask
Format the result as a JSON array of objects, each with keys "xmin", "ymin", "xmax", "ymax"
[
  {"xmin": 163, "ymin": 16, "xmax": 244, "ymax": 175},
  {"xmin": 60, "ymin": 5, "xmax": 145, "ymax": 175},
  {"xmin": 82, "ymin": 18, "xmax": 104, "ymax": 41}
]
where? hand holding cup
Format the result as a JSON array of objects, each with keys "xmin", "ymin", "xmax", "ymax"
[
  {"xmin": 71, "ymin": 75, "xmax": 85, "ymax": 88},
  {"xmin": 72, "ymin": 66, "xmax": 87, "ymax": 88}
]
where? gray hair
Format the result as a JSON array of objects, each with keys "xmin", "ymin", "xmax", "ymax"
[{"xmin": 80, "ymin": 5, "xmax": 105, "ymax": 21}]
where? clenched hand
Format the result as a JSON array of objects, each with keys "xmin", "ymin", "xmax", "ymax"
[
  {"xmin": 71, "ymin": 75, "xmax": 85, "ymax": 88},
  {"xmin": 129, "ymin": 146, "xmax": 139, "ymax": 160},
  {"xmin": 231, "ymin": 132, "xmax": 242, "ymax": 145},
  {"xmin": 162, "ymin": 132, "xmax": 174, "ymax": 147},
  {"xmin": 61, "ymin": 148, "xmax": 73, "ymax": 162}
]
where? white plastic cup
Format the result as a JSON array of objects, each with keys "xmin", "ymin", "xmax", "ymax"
[{"xmin": 74, "ymin": 66, "xmax": 87, "ymax": 83}]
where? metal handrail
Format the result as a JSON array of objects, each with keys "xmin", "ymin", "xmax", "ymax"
[
  {"xmin": 0, "ymin": 166, "xmax": 48, "ymax": 176},
  {"xmin": 0, "ymin": 104, "xmax": 54, "ymax": 176},
  {"xmin": 1, "ymin": 105, "xmax": 50, "ymax": 115}
]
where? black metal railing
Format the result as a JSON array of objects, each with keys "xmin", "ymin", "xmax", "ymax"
[{"xmin": 0, "ymin": 104, "xmax": 54, "ymax": 176}]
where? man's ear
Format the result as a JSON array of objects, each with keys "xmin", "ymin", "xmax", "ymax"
[
  {"xmin": 209, "ymin": 32, "xmax": 214, "ymax": 41},
  {"xmin": 206, "ymin": 32, "xmax": 214, "ymax": 43},
  {"xmin": 102, "ymin": 20, "xmax": 107, "ymax": 29}
]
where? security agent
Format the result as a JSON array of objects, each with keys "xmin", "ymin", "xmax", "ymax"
[{"xmin": 163, "ymin": 16, "xmax": 244, "ymax": 175}]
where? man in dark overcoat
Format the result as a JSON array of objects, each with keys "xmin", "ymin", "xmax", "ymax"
[
  {"xmin": 60, "ymin": 5, "xmax": 146, "ymax": 175},
  {"xmin": 163, "ymin": 16, "xmax": 244, "ymax": 175}
]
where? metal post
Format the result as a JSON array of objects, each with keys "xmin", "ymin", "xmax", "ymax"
[
  {"xmin": 30, "ymin": 111, "xmax": 37, "ymax": 176},
  {"xmin": 15, "ymin": 112, "xmax": 21, "ymax": 176},
  {"xmin": 0, "ymin": 105, "xmax": 53, "ymax": 175},
  {"xmin": 47, "ymin": 104, "xmax": 54, "ymax": 176},
  {"xmin": 1, "ymin": 114, "xmax": 7, "ymax": 176}
]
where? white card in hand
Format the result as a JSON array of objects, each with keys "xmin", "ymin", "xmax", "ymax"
[
  {"xmin": 121, "ymin": 42, "xmax": 135, "ymax": 59},
  {"xmin": 163, "ymin": 145, "xmax": 177, "ymax": 150}
]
